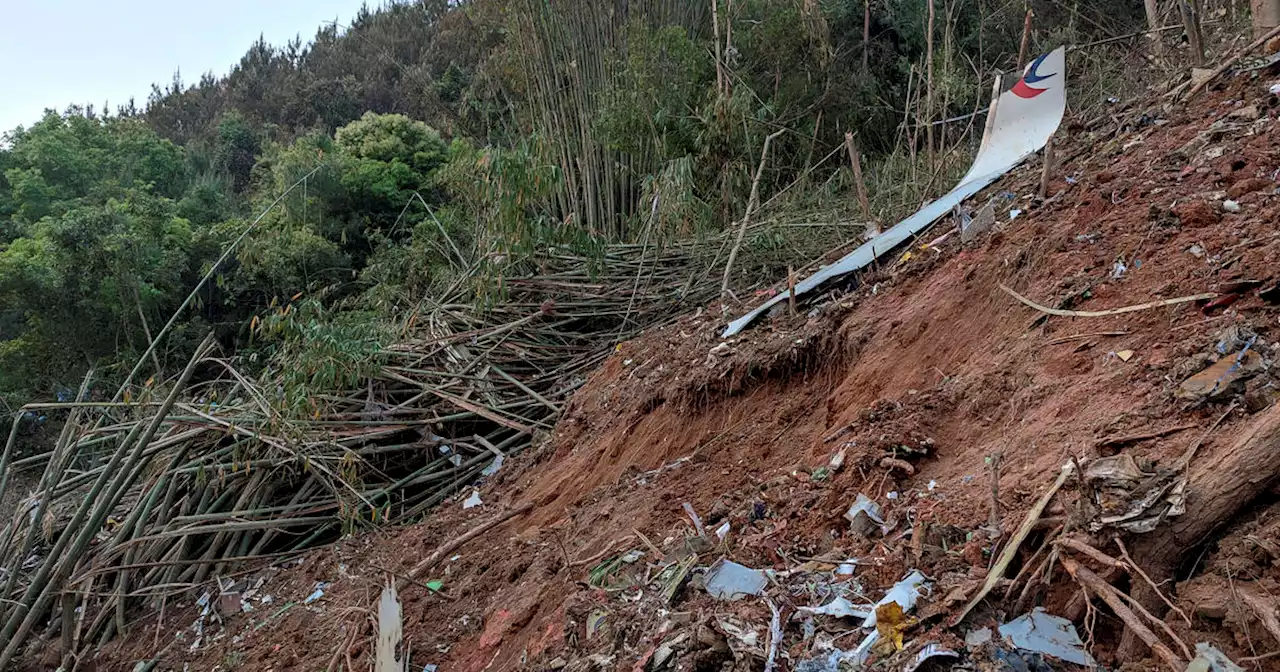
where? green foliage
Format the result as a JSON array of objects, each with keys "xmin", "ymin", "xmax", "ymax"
[
  {"xmin": 253, "ymin": 294, "xmax": 389, "ymax": 413},
  {"xmin": 0, "ymin": 191, "xmax": 200, "ymax": 394}
]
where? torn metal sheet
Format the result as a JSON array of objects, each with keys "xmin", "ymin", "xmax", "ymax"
[
  {"xmin": 723, "ymin": 47, "xmax": 1067, "ymax": 338},
  {"xmin": 798, "ymin": 596, "xmax": 872, "ymax": 620},
  {"xmin": 704, "ymin": 559, "xmax": 768, "ymax": 600},
  {"xmin": 904, "ymin": 644, "xmax": 959, "ymax": 672},
  {"xmin": 863, "ymin": 570, "xmax": 928, "ymax": 628},
  {"xmin": 997, "ymin": 608, "xmax": 1095, "ymax": 667},
  {"xmin": 1188, "ymin": 642, "xmax": 1244, "ymax": 672}
]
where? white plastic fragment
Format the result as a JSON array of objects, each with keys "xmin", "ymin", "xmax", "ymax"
[
  {"xmin": 715, "ymin": 521, "xmax": 731, "ymax": 540},
  {"xmin": 997, "ymin": 608, "xmax": 1095, "ymax": 666},
  {"xmin": 704, "ymin": 559, "xmax": 768, "ymax": 600},
  {"xmin": 1223, "ymin": 199, "xmax": 1241, "ymax": 213},
  {"xmin": 462, "ymin": 490, "xmax": 483, "ymax": 509}
]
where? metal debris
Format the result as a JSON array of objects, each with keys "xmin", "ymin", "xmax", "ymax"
[
  {"xmin": 798, "ymin": 596, "xmax": 872, "ymax": 620},
  {"xmin": 997, "ymin": 608, "xmax": 1095, "ymax": 667},
  {"xmin": 1188, "ymin": 642, "xmax": 1244, "ymax": 672},
  {"xmin": 703, "ymin": 559, "xmax": 768, "ymax": 600},
  {"xmin": 903, "ymin": 644, "xmax": 959, "ymax": 672},
  {"xmin": 844, "ymin": 493, "xmax": 885, "ymax": 537}
]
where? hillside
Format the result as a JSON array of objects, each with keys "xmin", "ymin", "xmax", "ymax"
[{"xmin": 69, "ymin": 43, "xmax": 1280, "ymax": 672}]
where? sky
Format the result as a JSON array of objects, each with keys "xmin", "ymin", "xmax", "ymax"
[{"xmin": 0, "ymin": 0, "xmax": 372, "ymax": 134}]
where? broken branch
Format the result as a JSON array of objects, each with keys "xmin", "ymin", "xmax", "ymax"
[
  {"xmin": 1062, "ymin": 556, "xmax": 1187, "ymax": 672},
  {"xmin": 999, "ymin": 284, "xmax": 1214, "ymax": 318}
]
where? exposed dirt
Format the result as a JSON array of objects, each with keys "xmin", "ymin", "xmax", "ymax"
[{"xmin": 62, "ymin": 71, "xmax": 1280, "ymax": 672}]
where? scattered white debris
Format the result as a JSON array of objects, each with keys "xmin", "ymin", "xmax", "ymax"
[
  {"xmin": 863, "ymin": 570, "xmax": 929, "ymax": 628},
  {"xmin": 843, "ymin": 493, "xmax": 885, "ymax": 536},
  {"xmin": 1189, "ymin": 642, "xmax": 1244, "ymax": 672},
  {"xmin": 965, "ymin": 627, "xmax": 993, "ymax": 648}
]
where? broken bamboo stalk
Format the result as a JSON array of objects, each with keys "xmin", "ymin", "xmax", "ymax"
[{"xmin": 952, "ymin": 461, "xmax": 1073, "ymax": 626}]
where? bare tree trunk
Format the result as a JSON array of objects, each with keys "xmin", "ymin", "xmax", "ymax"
[
  {"xmin": 712, "ymin": 0, "xmax": 725, "ymax": 97},
  {"xmin": 1017, "ymin": 9, "xmax": 1034, "ymax": 70},
  {"xmin": 1182, "ymin": 0, "xmax": 1205, "ymax": 66},
  {"xmin": 863, "ymin": 0, "xmax": 871, "ymax": 70},
  {"xmin": 1253, "ymin": 0, "xmax": 1280, "ymax": 39},
  {"xmin": 1145, "ymin": 0, "xmax": 1165, "ymax": 56},
  {"xmin": 925, "ymin": 0, "xmax": 936, "ymax": 167},
  {"xmin": 844, "ymin": 132, "xmax": 873, "ymax": 229},
  {"xmin": 1118, "ymin": 402, "xmax": 1280, "ymax": 659}
]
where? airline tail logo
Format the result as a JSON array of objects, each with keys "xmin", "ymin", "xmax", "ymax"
[{"xmin": 1011, "ymin": 53, "xmax": 1055, "ymax": 99}]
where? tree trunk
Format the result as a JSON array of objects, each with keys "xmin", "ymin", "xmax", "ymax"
[
  {"xmin": 1145, "ymin": 0, "xmax": 1164, "ymax": 56},
  {"xmin": 1253, "ymin": 0, "xmax": 1280, "ymax": 39},
  {"xmin": 1119, "ymin": 402, "xmax": 1280, "ymax": 659}
]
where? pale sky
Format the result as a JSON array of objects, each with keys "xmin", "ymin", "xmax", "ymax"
[{"xmin": 0, "ymin": 0, "xmax": 372, "ymax": 134}]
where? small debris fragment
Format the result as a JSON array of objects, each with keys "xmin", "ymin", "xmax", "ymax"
[
  {"xmin": 462, "ymin": 490, "xmax": 483, "ymax": 509},
  {"xmin": 1116, "ymin": 349, "xmax": 1134, "ymax": 362},
  {"xmin": 703, "ymin": 559, "xmax": 768, "ymax": 600},
  {"xmin": 903, "ymin": 644, "xmax": 959, "ymax": 672},
  {"xmin": 304, "ymin": 582, "xmax": 328, "ymax": 605},
  {"xmin": 481, "ymin": 454, "xmax": 504, "ymax": 477},
  {"xmin": 1223, "ymin": 199, "xmax": 1241, "ymax": 213},
  {"xmin": 864, "ymin": 571, "xmax": 929, "ymax": 628},
  {"xmin": 682, "ymin": 503, "xmax": 707, "ymax": 538},
  {"xmin": 586, "ymin": 610, "xmax": 608, "ymax": 639},
  {"xmin": 843, "ymin": 493, "xmax": 885, "ymax": 537},
  {"xmin": 1177, "ymin": 344, "xmax": 1264, "ymax": 400},
  {"xmin": 965, "ymin": 627, "xmax": 993, "ymax": 649},
  {"xmin": 798, "ymin": 596, "xmax": 872, "ymax": 620},
  {"xmin": 1188, "ymin": 642, "xmax": 1245, "ymax": 672},
  {"xmin": 997, "ymin": 608, "xmax": 1095, "ymax": 667}
]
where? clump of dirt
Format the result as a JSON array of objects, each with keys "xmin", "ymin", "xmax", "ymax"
[{"xmin": 80, "ymin": 65, "xmax": 1280, "ymax": 672}]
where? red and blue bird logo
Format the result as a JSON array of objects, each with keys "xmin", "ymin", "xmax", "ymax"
[{"xmin": 1011, "ymin": 53, "xmax": 1055, "ymax": 99}]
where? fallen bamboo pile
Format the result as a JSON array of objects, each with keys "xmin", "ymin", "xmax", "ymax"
[{"xmin": 0, "ymin": 209, "xmax": 853, "ymax": 666}]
